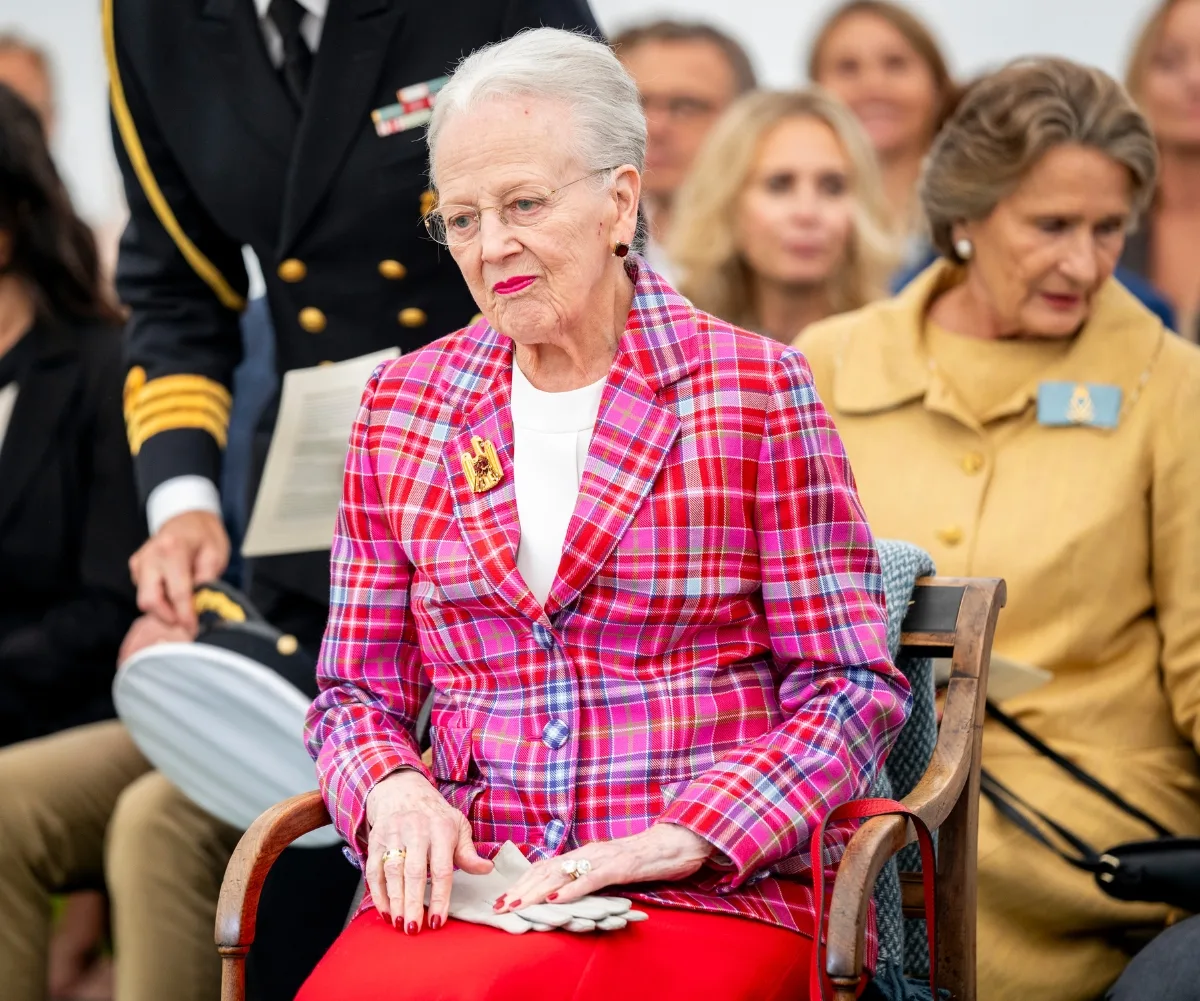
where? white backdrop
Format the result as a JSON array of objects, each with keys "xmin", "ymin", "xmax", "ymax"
[{"xmin": 1, "ymin": 0, "xmax": 1160, "ymax": 230}]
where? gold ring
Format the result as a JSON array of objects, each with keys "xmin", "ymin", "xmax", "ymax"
[
  {"xmin": 381, "ymin": 848, "xmax": 407, "ymax": 864},
  {"xmin": 560, "ymin": 858, "xmax": 592, "ymax": 880}
]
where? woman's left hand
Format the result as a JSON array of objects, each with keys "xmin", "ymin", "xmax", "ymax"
[{"xmin": 494, "ymin": 823, "xmax": 713, "ymax": 912}]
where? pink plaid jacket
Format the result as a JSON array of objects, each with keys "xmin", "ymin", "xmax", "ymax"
[{"xmin": 306, "ymin": 261, "xmax": 910, "ymax": 954}]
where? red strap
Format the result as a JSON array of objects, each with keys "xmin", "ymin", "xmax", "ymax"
[{"xmin": 808, "ymin": 797, "xmax": 938, "ymax": 1001}]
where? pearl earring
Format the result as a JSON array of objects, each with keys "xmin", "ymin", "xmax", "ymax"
[{"xmin": 954, "ymin": 238, "xmax": 974, "ymax": 262}]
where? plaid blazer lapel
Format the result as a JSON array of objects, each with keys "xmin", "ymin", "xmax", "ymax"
[
  {"xmin": 546, "ymin": 260, "xmax": 696, "ymax": 616},
  {"xmin": 441, "ymin": 327, "xmax": 543, "ymax": 623}
]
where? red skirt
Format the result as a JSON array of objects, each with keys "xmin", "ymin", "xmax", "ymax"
[{"xmin": 296, "ymin": 903, "xmax": 833, "ymax": 1001}]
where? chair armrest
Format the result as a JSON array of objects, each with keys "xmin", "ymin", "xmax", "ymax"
[
  {"xmin": 215, "ymin": 790, "xmax": 332, "ymax": 955},
  {"xmin": 823, "ymin": 577, "xmax": 1004, "ymax": 983}
]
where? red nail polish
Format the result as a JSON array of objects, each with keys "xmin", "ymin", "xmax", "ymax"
[
  {"xmin": 406, "ymin": 921, "xmax": 418, "ymax": 936},
  {"xmin": 493, "ymin": 896, "xmax": 506, "ymax": 911},
  {"xmin": 547, "ymin": 892, "xmax": 558, "ymax": 901},
  {"xmin": 509, "ymin": 899, "xmax": 522, "ymax": 909},
  {"xmin": 429, "ymin": 914, "xmax": 442, "ymax": 931}
]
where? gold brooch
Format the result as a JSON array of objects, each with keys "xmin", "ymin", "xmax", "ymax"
[
  {"xmin": 460, "ymin": 436, "xmax": 503, "ymax": 493},
  {"xmin": 1067, "ymin": 383, "xmax": 1095, "ymax": 425}
]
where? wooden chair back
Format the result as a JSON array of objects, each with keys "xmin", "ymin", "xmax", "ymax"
[{"xmin": 825, "ymin": 576, "xmax": 1005, "ymax": 1001}]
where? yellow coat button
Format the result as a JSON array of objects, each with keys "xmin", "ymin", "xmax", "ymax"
[
  {"xmin": 299, "ymin": 307, "xmax": 327, "ymax": 333},
  {"xmin": 936, "ymin": 526, "xmax": 964, "ymax": 547},
  {"xmin": 398, "ymin": 308, "xmax": 427, "ymax": 328},
  {"xmin": 277, "ymin": 258, "xmax": 307, "ymax": 282},
  {"xmin": 961, "ymin": 451, "xmax": 985, "ymax": 475},
  {"xmin": 378, "ymin": 259, "xmax": 407, "ymax": 280},
  {"xmin": 470, "ymin": 313, "xmax": 483, "ymax": 325}
]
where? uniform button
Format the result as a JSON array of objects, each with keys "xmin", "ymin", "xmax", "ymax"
[
  {"xmin": 277, "ymin": 258, "xmax": 307, "ymax": 282},
  {"xmin": 936, "ymin": 525, "xmax": 964, "ymax": 547},
  {"xmin": 542, "ymin": 719, "xmax": 570, "ymax": 750},
  {"xmin": 545, "ymin": 818, "xmax": 566, "ymax": 848},
  {"xmin": 299, "ymin": 307, "xmax": 327, "ymax": 333},
  {"xmin": 961, "ymin": 451, "xmax": 985, "ymax": 475},
  {"xmin": 378, "ymin": 259, "xmax": 407, "ymax": 280},
  {"xmin": 532, "ymin": 623, "xmax": 554, "ymax": 651},
  {"xmin": 398, "ymin": 307, "xmax": 427, "ymax": 328}
]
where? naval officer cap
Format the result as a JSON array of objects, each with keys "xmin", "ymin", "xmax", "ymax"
[{"xmin": 114, "ymin": 581, "xmax": 340, "ymax": 847}]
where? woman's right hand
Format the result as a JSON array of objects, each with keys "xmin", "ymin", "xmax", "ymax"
[{"xmin": 364, "ymin": 769, "xmax": 493, "ymax": 934}]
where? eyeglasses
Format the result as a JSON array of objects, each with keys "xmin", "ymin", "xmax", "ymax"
[
  {"xmin": 640, "ymin": 94, "xmax": 720, "ymax": 121},
  {"xmin": 423, "ymin": 167, "xmax": 619, "ymax": 247}
]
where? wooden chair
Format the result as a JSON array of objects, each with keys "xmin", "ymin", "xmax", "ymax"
[
  {"xmin": 825, "ymin": 576, "xmax": 1005, "ymax": 1000},
  {"xmin": 214, "ymin": 576, "xmax": 1004, "ymax": 1001}
]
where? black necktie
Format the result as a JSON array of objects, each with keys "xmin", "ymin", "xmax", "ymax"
[{"xmin": 267, "ymin": 0, "xmax": 313, "ymax": 107}]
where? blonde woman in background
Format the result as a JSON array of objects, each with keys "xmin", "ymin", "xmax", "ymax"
[{"xmin": 669, "ymin": 89, "xmax": 897, "ymax": 342}]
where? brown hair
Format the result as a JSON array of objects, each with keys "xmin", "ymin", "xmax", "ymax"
[
  {"xmin": 611, "ymin": 20, "xmax": 757, "ymax": 96},
  {"xmin": 1126, "ymin": 0, "xmax": 1187, "ymax": 103},
  {"xmin": 0, "ymin": 83, "xmax": 122, "ymax": 325},
  {"xmin": 669, "ymin": 89, "xmax": 898, "ymax": 330},
  {"xmin": 920, "ymin": 58, "xmax": 1158, "ymax": 263},
  {"xmin": 808, "ymin": 1, "xmax": 958, "ymax": 134}
]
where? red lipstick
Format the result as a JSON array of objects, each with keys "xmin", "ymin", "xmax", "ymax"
[{"xmin": 493, "ymin": 275, "xmax": 537, "ymax": 295}]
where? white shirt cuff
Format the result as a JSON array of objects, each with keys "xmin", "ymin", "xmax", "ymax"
[{"xmin": 146, "ymin": 475, "xmax": 223, "ymax": 535}]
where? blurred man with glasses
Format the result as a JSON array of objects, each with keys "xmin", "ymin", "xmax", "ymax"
[{"xmin": 613, "ymin": 21, "xmax": 757, "ymax": 275}]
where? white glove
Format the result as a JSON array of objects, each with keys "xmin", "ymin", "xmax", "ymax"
[{"xmin": 440, "ymin": 841, "xmax": 649, "ymax": 934}]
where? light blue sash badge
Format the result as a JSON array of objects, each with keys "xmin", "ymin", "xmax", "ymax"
[{"xmin": 1037, "ymin": 381, "xmax": 1121, "ymax": 429}]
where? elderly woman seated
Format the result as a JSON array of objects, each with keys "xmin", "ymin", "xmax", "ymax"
[
  {"xmin": 797, "ymin": 58, "xmax": 1200, "ymax": 1001},
  {"xmin": 298, "ymin": 27, "xmax": 910, "ymax": 1001}
]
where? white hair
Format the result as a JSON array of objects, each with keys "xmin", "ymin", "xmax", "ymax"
[{"xmin": 427, "ymin": 28, "xmax": 647, "ymax": 183}]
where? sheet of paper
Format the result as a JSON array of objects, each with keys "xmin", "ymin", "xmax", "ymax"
[
  {"xmin": 241, "ymin": 348, "xmax": 399, "ymax": 557},
  {"xmin": 933, "ymin": 653, "xmax": 1053, "ymax": 703}
]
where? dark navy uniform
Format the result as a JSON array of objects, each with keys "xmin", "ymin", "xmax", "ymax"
[{"xmin": 107, "ymin": 0, "xmax": 599, "ymax": 634}]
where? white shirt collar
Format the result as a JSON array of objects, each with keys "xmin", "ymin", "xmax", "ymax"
[{"xmin": 253, "ymin": 0, "xmax": 328, "ymax": 21}]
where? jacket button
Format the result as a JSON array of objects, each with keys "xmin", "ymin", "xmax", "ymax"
[
  {"xmin": 542, "ymin": 719, "xmax": 570, "ymax": 750},
  {"xmin": 961, "ymin": 452, "xmax": 985, "ymax": 475},
  {"xmin": 299, "ymin": 307, "xmax": 326, "ymax": 333},
  {"xmin": 398, "ymin": 307, "xmax": 427, "ymax": 328},
  {"xmin": 277, "ymin": 258, "xmax": 307, "ymax": 282},
  {"xmin": 378, "ymin": 259, "xmax": 407, "ymax": 280},
  {"xmin": 936, "ymin": 525, "xmax": 964, "ymax": 547}
]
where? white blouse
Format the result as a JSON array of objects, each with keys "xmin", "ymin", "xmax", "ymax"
[{"xmin": 510, "ymin": 362, "xmax": 606, "ymax": 608}]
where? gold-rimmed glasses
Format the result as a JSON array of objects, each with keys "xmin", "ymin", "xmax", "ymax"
[{"xmin": 423, "ymin": 166, "xmax": 620, "ymax": 247}]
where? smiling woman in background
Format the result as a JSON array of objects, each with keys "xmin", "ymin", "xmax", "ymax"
[
  {"xmin": 1124, "ymin": 0, "xmax": 1200, "ymax": 340},
  {"xmin": 809, "ymin": 0, "xmax": 957, "ymax": 255},
  {"xmin": 669, "ymin": 89, "xmax": 896, "ymax": 342}
]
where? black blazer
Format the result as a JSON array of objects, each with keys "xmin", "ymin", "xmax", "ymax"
[
  {"xmin": 109, "ymin": 0, "xmax": 598, "ymax": 605},
  {"xmin": 0, "ymin": 320, "xmax": 144, "ymax": 744}
]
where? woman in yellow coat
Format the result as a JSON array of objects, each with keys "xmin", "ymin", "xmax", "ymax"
[{"xmin": 797, "ymin": 58, "xmax": 1200, "ymax": 1001}]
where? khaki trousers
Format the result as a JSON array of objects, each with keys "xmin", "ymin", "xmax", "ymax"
[{"xmin": 0, "ymin": 720, "xmax": 243, "ymax": 1001}]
